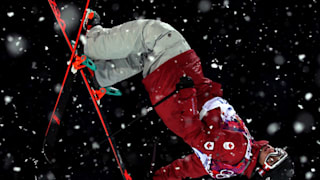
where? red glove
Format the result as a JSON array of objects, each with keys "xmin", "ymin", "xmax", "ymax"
[{"xmin": 83, "ymin": 9, "xmax": 101, "ymax": 31}]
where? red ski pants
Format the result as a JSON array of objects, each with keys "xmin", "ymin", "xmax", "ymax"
[
  {"xmin": 142, "ymin": 50, "xmax": 222, "ymax": 179},
  {"xmin": 142, "ymin": 49, "xmax": 222, "ymax": 145}
]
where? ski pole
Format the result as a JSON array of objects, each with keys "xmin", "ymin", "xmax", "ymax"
[
  {"xmin": 44, "ymin": 2, "xmax": 132, "ymax": 179},
  {"xmin": 81, "ymin": 76, "xmax": 195, "ymax": 161},
  {"xmin": 111, "ymin": 75, "xmax": 194, "ymax": 137},
  {"xmin": 79, "ymin": 70, "xmax": 131, "ymax": 180},
  {"xmin": 43, "ymin": 0, "xmax": 91, "ymax": 159}
]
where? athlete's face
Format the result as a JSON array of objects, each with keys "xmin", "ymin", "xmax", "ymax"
[{"xmin": 259, "ymin": 145, "xmax": 280, "ymax": 166}]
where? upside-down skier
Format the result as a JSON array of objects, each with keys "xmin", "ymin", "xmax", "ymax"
[{"xmin": 82, "ymin": 9, "xmax": 295, "ymax": 180}]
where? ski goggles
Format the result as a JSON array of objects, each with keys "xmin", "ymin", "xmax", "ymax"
[{"xmin": 263, "ymin": 148, "xmax": 288, "ymax": 170}]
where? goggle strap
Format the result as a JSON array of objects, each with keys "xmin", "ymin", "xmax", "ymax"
[
  {"xmin": 262, "ymin": 164, "xmax": 271, "ymax": 171},
  {"xmin": 258, "ymin": 168, "xmax": 266, "ymax": 177}
]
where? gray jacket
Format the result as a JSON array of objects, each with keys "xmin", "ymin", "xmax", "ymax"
[{"xmin": 84, "ymin": 19, "xmax": 191, "ymax": 87}]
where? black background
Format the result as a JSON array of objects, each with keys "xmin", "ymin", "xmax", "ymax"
[{"xmin": 1, "ymin": 0, "xmax": 320, "ymax": 179}]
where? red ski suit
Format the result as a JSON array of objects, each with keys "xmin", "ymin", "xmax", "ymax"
[{"xmin": 142, "ymin": 50, "xmax": 268, "ymax": 179}]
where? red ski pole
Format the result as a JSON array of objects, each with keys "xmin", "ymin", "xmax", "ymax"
[{"xmin": 44, "ymin": 1, "xmax": 132, "ymax": 179}]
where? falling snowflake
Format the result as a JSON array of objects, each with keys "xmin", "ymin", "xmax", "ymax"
[
  {"xmin": 121, "ymin": 123, "xmax": 126, "ymax": 129},
  {"xmin": 4, "ymin": 96, "xmax": 13, "ymax": 105},
  {"xmin": 38, "ymin": 17, "xmax": 45, "ymax": 22},
  {"xmin": 54, "ymin": 83, "xmax": 61, "ymax": 93},
  {"xmin": 211, "ymin": 63, "xmax": 218, "ymax": 68},
  {"xmin": 298, "ymin": 54, "xmax": 306, "ymax": 62},
  {"xmin": 5, "ymin": 34, "xmax": 28, "ymax": 57},
  {"xmin": 274, "ymin": 55, "xmax": 285, "ymax": 65},
  {"xmin": 92, "ymin": 142, "xmax": 100, "ymax": 150},
  {"xmin": 305, "ymin": 171, "xmax": 313, "ymax": 179},
  {"xmin": 7, "ymin": 12, "xmax": 14, "ymax": 17},
  {"xmin": 300, "ymin": 155, "xmax": 308, "ymax": 164},
  {"xmin": 246, "ymin": 118, "xmax": 252, "ymax": 124},
  {"xmin": 267, "ymin": 122, "xmax": 281, "ymax": 135},
  {"xmin": 13, "ymin": 167, "xmax": 21, "ymax": 172},
  {"xmin": 293, "ymin": 121, "xmax": 305, "ymax": 134},
  {"xmin": 244, "ymin": 15, "xmax": 251, "ymax": 22},
  {"xmin": 198, "ymin": 0, "xmax": 211, "ymax": 13},
  {"xmin": 293, "ymin": 112, "xmax": 314, "ymax": 134},
  {"xmin": 304, "ymin": 92, "xmax": 313, "ymax": 101}
]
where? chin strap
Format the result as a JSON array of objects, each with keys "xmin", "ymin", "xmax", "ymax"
[
  {"xmin": 257, "ymin": 164, "xmax": 271, "ymax": 177},
  {"xmin": 255, "ymin": 148, "xmax": 267, "ymax": 177},
  {"xmin": 257, "ymin": 167, "xmax": 266, "ymax": 177}
]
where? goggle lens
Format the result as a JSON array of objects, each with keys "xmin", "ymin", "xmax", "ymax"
[{"xmin": 264, "ymin": 148, "xmax": 288, "ymax": 169}]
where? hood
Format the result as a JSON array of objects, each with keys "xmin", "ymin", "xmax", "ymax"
[{"xmin": 244, "ymin": 140, "xmax": 269, "ymax": 179}]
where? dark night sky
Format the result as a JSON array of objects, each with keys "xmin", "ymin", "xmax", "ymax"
[{"xmin": 1, "ymin": 0, "xmax": 320, "ymax": 179}]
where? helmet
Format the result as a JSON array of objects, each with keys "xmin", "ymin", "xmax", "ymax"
[{"xmin": 252, "ymin": 148, "xmax": 295, "ymax": 180}]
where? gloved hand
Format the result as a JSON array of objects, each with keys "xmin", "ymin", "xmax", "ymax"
[
  {"xmin": 176, "ymin": 76, "xmax": 194, "ymax": 91},
  {"xmin": 83, "ymin": 8, "xmax": 101, "ymax": 31}
]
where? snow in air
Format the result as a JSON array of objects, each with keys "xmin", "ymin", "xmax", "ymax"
[
  {"xmin": 148, "ymin": 55, "xmax": 155, "ymax": 62},
  {"xmin": 45, "ymin": 171, "xmax": 56, "ymax": 180},
  {"xmin": 53, "ymin": 4, "xmax": 80, "ymax": 33},
  {"xmin": 235, "ymin": 39, "xmax": 242, "ymax": 45},
  {"xmin": 293, "ymin": 112, "xmax": 314, "ymax": 134},
  {"xmin": 6, "ymin": 34, "xmax": 28, "ymax": 57},
  {"xmin": 92, "ymin": 142, "xmax": 100, "ymax": 150},
  {"xmin": 7, "ymin": 12, "xmax": 14, "ymax": 17},
  {"xmin": 38, "ymin": 17, "xmax": 45, "ymax": 22},
  {"xmin": 223, "ymin": 0, "xmax": 230, "ymax": 8},
  {"xmin": 54, "ymin": 83, "xmax": 61, "ymax": 93},
  {"xmin": 211, "ymin": 58, "xmax": 222, "ymax": 70},
  {"xmin": 274, "ymin": 55, "xmax": 285, "ymax": 65},
  {"xmin": 298, "ymin": 54, "xmax": 306, "ymax": 62},
  {"xmin": 266, "ymin": 122, "xmax": 280, "ymax": 135},
  {"xmin": 198, "ymin": 0, "xmax": 211, "ymax": 13},
  {"xmin": 244, "ymin": 15, "xmax": 251, "ymax": 22},
  {"xmin": 13, "ymin": 166, "xmax": 21, "ymax": 172},
  {"xmin": 2, "ymin": 1, "xmax": 319, "ymax": 179},
  {"xmin": 141, "ymin": 107, "xmax": 148, "ymax": 116},
  {"xmin": 246, "ymin": 118, "xmax": 252, "ymax": 124},
  {"xmin": 4, "ymin": 96, "xmax": 13, "ymax": 105},
  {"xmin": 304, "ymin": 92, "xmax": 313, "ymax": 101},
  {"xmin": 121, "ymin": 123, "xmax": 126, "ymax": 129},
  {"xmin": 300, "ymin": 155, "xmax": 308, "ymax": 164},
  {"xmin": 305, "ymin": 171, "xmax": 314, "ymax": 179},
  {"xmin": 211, "ymin": 63, "xmax": 218, "ymax": 68},
  {"xmin": 297, "ymin": 104, "xmax": 304, "ymax": 109},
  {"xmin": 293, "ymin": 121, "xmax": 305, "ymax": 134}
]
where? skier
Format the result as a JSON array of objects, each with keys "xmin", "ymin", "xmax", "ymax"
[{"xmin": 82, "ymin": 10, "xmax": 294, "ymax": 180}]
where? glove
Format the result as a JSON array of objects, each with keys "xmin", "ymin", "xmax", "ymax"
[
  {"xmin": 176, "ymin": 76, "xmax": 194, "ymax": 91},
  {"xmin": 83, "ymin": 8, "xmax": 101, "ymax": 31}
]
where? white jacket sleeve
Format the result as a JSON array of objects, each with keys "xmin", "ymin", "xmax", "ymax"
[
  {"xmin": 83, "ymin": 19, "xmax": 191, "ymax": 87},
  {"xmin": 84, "ymin": 20, "xmax": 147, "ymax": 60}
]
